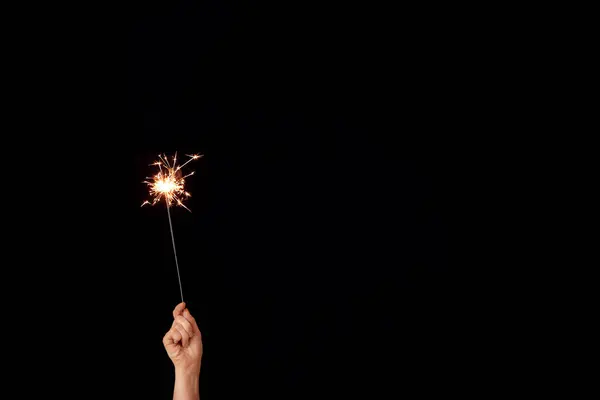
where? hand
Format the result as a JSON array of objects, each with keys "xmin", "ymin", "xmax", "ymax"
[{"xmin": 163, "ymin": 302, "xmax": 203, "ymax": 376}]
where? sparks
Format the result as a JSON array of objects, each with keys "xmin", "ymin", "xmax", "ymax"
[{"xmin": 142, "ymin": 152, "xmax": 202, "ymax": 212}]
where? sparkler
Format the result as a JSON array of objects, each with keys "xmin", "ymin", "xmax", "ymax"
[{"xmin": 142, "ymin": 152, "xmax": 203, "ymax": 302}]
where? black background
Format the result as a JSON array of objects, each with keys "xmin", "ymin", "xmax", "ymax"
[{"xmin": 14, "ymin": 1, "xmax": 493, "ymax": 397}]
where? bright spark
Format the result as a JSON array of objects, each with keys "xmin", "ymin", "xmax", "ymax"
[{"xmin": 141, "ymin": 152, "xmax": 202, "ymax": 212}]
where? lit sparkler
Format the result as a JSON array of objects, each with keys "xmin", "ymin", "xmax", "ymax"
[
  {"xmin": 142, "ymin": 152, "xmax": 202, "ymax": 211},
  {"xmin": 142, "ymin": 152, "xmax": 202, "ymax": 302}
]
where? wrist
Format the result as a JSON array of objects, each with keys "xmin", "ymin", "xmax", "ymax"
[
  {"xmin": 175, "ymin": 364, "xmax": 201, "ymax": 379},
  {"xmin": 174, "ymin": 367, "xmax": 200, "ymax": 400}
]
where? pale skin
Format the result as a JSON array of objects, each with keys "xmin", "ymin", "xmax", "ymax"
[{"xmin": 163, "ymin": 302, "xmax": 203, "ymax": 400}]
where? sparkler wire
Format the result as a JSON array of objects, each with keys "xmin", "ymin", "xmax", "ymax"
[{"xmin": 166, "ymin": 199, "xmax": 184, "ymax": 303}]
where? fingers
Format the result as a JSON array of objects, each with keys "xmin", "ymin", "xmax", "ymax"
[
  {"xmin": 163, "ymin": 326, "xmax": 183, "ymax": 347},
  {"xmin": 174, "ymin": 315, "xmax": 194, "ymax": 338},
  {"xmin": 173, "ymin": 302, "xmax": 186, "ymax": 318},
  {"xmin": 172, "ymin": 320, "xmax": 190, "ymax": 347},
  {"xmin": 183, "ymin": 308, "xmax": 200, "ymax": 334},
  {"xmin": 166, "ymin": 302, "xmax": 200, "ymax": 351}
]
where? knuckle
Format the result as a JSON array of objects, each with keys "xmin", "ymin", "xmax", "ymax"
[{"xmin": 177, "ymin": 318, "xmax": 192, "ymax": 330}]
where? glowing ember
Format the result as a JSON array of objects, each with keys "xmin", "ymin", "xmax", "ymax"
[{"xmin": 142, "ymin": 153, "xmax": 202, "ymax": 211}]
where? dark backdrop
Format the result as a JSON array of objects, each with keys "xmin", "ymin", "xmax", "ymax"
[{"xmin": 20, "ymin": 1, "xmax": 485, "ymax": 398}]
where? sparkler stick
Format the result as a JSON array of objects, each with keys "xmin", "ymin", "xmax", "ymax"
[
  {"xmin": 165, "ymin": 199, "xmax": 184, "ymax": 302},
  {"xmin": 142, "ymin": 152, "xmax": 203, "ymax": 302}
]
